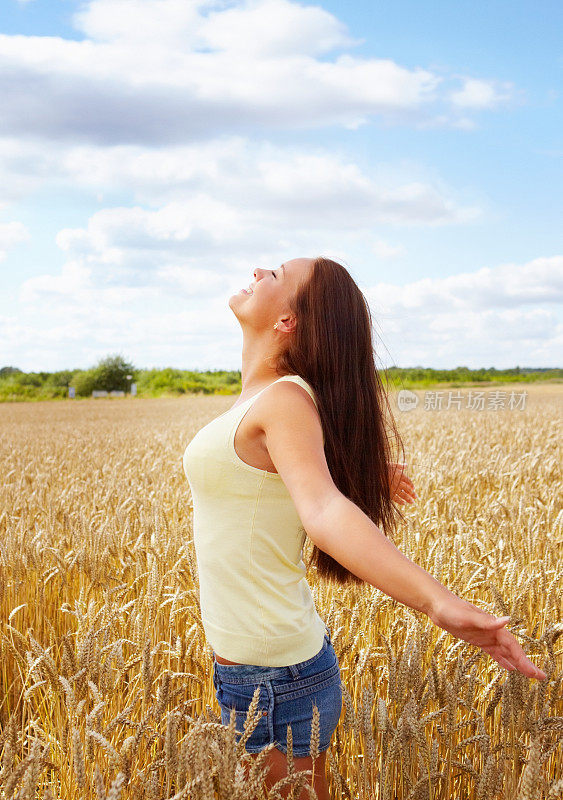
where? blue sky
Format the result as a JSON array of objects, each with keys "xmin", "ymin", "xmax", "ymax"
[{"xmin": 1, "ymin": 0, "xmax": 561, "ymax": 371}]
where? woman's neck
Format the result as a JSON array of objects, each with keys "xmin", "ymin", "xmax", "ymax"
[{"xmin": 239, "ymin": 330, "xmax": 281, "ymax": 392}]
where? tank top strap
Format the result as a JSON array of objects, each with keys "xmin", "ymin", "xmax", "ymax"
[
  {"xmin": 273, "ymin": 375, "xmax": 320, "ymax": 412},
  {"xmin": 226, "ymin": 375, "xmax": 320, "ymax": 422},
  {"xmin": 250, "ymin": 374, "xmax": 324, "ymax": 448}
]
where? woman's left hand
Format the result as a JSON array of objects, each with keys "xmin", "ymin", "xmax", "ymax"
[
  {"xmin": 429, "ymin": 591, "xmax": 547, "ymax": 680},
  {"xmin": 388, "ymin": 462, "xmax": 417, "ymax": 504}
]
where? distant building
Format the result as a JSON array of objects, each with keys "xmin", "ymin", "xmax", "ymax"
[{"xmin": 92, "ymin": 389, "xmax": 126, "ymax": 397}]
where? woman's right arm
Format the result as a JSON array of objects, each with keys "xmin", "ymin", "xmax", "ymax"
[
  {"xmin": 259, "ymin": 380, "xmax": 546, "ymax": 681},
  {"xmin": 307, "ymin": 493, "xmax": 546, "ymax": 680},
  {"xmin": 307, "ymin": 491, "xmax": 447, "ymax": 616}
]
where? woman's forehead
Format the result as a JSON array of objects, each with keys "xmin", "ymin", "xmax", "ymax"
[{"xmin": 284, "ymin": 257, "xmax": 315, "ymax": 279}]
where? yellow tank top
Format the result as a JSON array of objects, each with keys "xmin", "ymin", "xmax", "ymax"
[{"xmin": 182, "ymin": 374, "xmax": 327, "ymax": 666}]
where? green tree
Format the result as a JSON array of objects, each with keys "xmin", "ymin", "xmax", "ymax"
[
  {"xmin": 46, "ymin": 370, "xmax": 75, "ymax": 388},
  {"xmin": 93, "ymin": 354, "xmax": 137, "ymax": 392},
  {"xmin": 0, "ymin": 366, "xmax": 22, "ymax": 378},
  {"xmin": 70, "ymin": 370, "xmax": 99, "ymax": 397}
]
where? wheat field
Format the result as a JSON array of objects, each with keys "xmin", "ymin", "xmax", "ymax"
[{"xmin": 0, "ymin": 383, "xmax": 561, "ymax": 800}]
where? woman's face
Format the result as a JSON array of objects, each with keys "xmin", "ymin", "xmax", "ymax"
[{"xmin": 229, "ymin": 257, "xmax": 315, "ymax": 332}]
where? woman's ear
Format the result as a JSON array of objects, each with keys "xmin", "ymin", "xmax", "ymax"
[{"xmin": 279, "ymin": 315, "xmax": 297, "ymax": 333}]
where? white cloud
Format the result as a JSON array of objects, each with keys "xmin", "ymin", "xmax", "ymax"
[
  {"xmin": 19, "ymin": 261, "xmax": 94, "ymax": 305},
  {"xmin": 4, "ymin": 131, "xmax": 482, "ymax": 374},
  {"xmin": 0, "ymin": 0, "xmax": 512, "ymax": 148},
  {"xmin": 72, "ymin": 0, "xmax": 208, "ymax": 46},
  {"xmin": 363, "ymin": 255, "xmax": 563, "ymax": 367},
  {"xmin": 13, "ymin": 249, "xmax": 562, "ymax": 372},
  {"xmin": 189, "ymin": 0, "xmax": 361, "ymax": 57},
  {"xmin": 450, "ymin": 77, "xmax": 516, "ymax": 109},
  {"xmin": 0, "ymin": 0, "xmax": 542, "ymax": 372},
  {"xmin": 4, "ymin": 139, "xmax": 477, "ymax": 314},
  {"xmin": 11, "ymin": 261, "xmax": 245, "ymax": 371},
  {"xmin": 0, "ymin": 137, "xmax": 478, "ymax": 255},
  {"xmin": 370, "ymin": 238, "xmax": 406, "ymax": 259},
  {"xmin": 56, "ymin": 199, "xmax": 246, "ymax": 254},
  {"xmin": 365, "ymin": 255, "xmax": 563, "ymax": 313},
  {"xmin": 0, "ymin": 220, "xmax": 30, "ymax": 261}
]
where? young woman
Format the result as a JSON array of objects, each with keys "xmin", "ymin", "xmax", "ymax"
[{"xmin": 183, "ymin": 256, "xmax": 546, "ymax": 800}]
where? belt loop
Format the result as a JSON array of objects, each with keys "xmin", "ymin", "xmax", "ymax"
[
  {"xmin": 288, "ymin": 663, "xmax": 300, "ymax": 680},
  {"xmin": 326, "ymin": 626, "xmax": 332, "ymax": 644}
]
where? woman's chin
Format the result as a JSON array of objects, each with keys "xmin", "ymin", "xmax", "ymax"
[{"xmin": 228, "ymin": 293, "xmax": 247, "ymax": 313}]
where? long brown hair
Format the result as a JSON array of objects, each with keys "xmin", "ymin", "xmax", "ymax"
[{"xmin": 274, "ymin": 256, "xmax": 407, "ymax": 586}]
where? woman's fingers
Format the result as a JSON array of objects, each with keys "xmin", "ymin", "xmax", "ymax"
[
  {"xmin": 479, "ymin": 625, "xmax": 547, "ymax": 679},
  {"xmin": 431, "ymin": 598, "xmax": 547, "ymax": 680},
  {"xmin": 479, "ymin": 640, "xmax": 543, "ymax": 678},
  {"xmin": 507, "ymin": 647, "xmax": 547, "ymax": 679},
  {"xmin": 495, "ymin": 653, "xmax": 516, "ymax": 671},
  {"xmin": 398, "ymin": 484, "xmax": 416, "ymax": 502},
  {"xmin": 394, "ymin": 490, "xmax": 412, "ymax": 504},
  {"xmin": 400, "ymin": 478, "xmax": 417, "ymax": 497},
  {"xmin": 388, "ymin": 464, "xmax": 418, "ymax": 503}
]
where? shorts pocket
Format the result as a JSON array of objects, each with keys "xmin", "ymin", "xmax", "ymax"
[
  {"xmin": 217, "ymin": 682, "xmax": 271, "ymax": 750},
  {"xmin": 217, "ymin": 680, "xmax": 269, "ymax": 716},
  {"xmin": 219, "ymin": 706, "xmax": 271, "ymax": 754},
  {"xmin": 221, "ymin": 707, "xmax": 267, "ymax": 735},
  {"xmin": 273, "ymin": 679, "xmax": 343, "ymax": 755}
]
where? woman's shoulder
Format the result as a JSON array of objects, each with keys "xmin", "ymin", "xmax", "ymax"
[
  {"xmin": 242, "ymin": 375, "xmax": 321, "ymax": 428},
  {"xmin": 250, "ymin": 376, "xmax": 323, "ymax": 445},
  {"xmin": 274, "ymin": 375, "xmax": 319, "ymax": 411}
]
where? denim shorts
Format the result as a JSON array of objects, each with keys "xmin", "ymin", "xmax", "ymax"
[{"xmin": 212, "ymin": 629, "xmax": 342, "ymax": 757}]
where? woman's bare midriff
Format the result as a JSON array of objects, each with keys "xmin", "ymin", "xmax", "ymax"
[{"xmin": 214, "ymin": 654, "xmax": 243, "ymax": 665}]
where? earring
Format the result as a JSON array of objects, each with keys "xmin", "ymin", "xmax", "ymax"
[{"xmin": 273, "ymin": 323, "xmax": 279, "ymax": 329}]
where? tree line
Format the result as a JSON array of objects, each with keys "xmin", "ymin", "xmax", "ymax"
[{"xmin": 0, "ymin": 355, "xmax": 560, "ymax": 402}]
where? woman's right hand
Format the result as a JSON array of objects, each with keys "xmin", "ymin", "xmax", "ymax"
[{"xmin": 428, "ymin": 591, "xmax": 547, "ymax": 680}]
